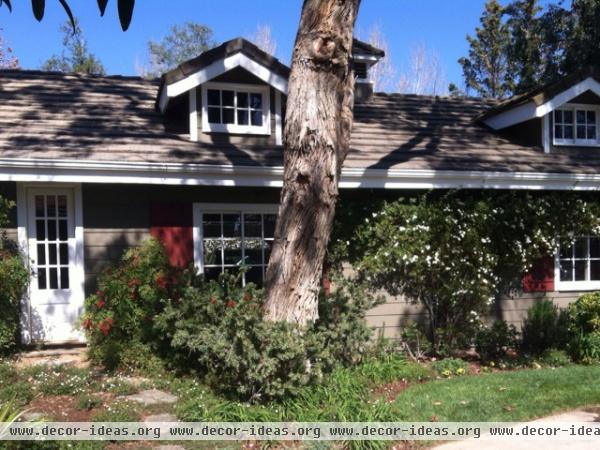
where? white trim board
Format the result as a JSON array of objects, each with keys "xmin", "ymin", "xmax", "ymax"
[
  {"xmin": 4, "ymin": 158, "xmax": 600, "ymax": 190},
  {"xmin": 485, "ymin": 77, "xmax": 600, "ymax": 130},
  {"xmin": 160, "ymin": 53, "xmax": 288, "ymax": 112}
]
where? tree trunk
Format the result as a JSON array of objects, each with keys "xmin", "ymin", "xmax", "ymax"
[{"xmin": 263, "ymin": 0, "xmax": 361, "ymax": 325}]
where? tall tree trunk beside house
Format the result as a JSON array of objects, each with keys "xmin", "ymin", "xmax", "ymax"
[{"xmin": 263, "ymin": 0, "xmax": 361, "ymax": 325}]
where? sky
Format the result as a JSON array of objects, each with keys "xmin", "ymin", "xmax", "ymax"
[{"xmin": 0, "ymin": 0, "xmax": 557, "ymax": 88}]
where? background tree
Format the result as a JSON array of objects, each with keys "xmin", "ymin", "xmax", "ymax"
[
  {"xmin": 41, "ymin": 18, "xmax": 105, "ymax": 75},
  {"xmin": 364, "ymin": 24, "xmax": 396, "ymax": 92},
  {"xmin": 141, "ymin": 22, "xmax": 214, "ymax": 78},
  {"xmin": 247, "ymin": 24, "xmax": 277, "ymax": 57},
  {"xmin": 397, "ymin": 42, "xmax": 447, "ymax": 96},
  {"xmin": 263, "ymin": 0, "xmax": 362, "ymax": 325},
  {"xmin": 562, "ymin": 0, "xmax": 600, "ymax": 75},
  {"xmin": 459, "ymin": 0, "xmax": 511, "ymax": 98},
  {"xmin": 0, "ymin": 28, "xmax": 18, "ymax": 69}
]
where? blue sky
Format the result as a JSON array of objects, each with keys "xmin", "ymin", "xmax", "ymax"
[{"xmin": 0, "ymin": 0, "xmax": 556, "ymax": 87}]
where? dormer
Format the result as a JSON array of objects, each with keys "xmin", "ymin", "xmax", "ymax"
[
  {"xmin": 156, "ymin": 38, "xmax": 290, "ymax": 145},
  {"xmin": 480, "ymin": 67, "xmax": 600, "ymax": 153},
  {"xmin": 351, "ymin": 39, "xmax": 385, "ymax": 102}
]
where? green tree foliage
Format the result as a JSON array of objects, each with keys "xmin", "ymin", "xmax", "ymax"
[
  {"xmin": 41, "ymin": 18, "xmax": 105, "ymax": 75},
  {"xmin": 0, "ymin": 28, "xmax": 18, "ymax": 69},
  {"xmin": 143, "ymin": 22, "xmax": 214, "ymax": 77},
  {"xmin": 459, "ymin": 0, "xmax": 511, "ymax": 98},
  {"xmin": 332, "ymin": 191, "xmax": 600, "ymax": 354},
  {"xmin": 562, "ymin": 0, "xmax": 600, "ymax": 75}
]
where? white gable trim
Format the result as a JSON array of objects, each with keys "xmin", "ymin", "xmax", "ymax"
[
  {"xmin": 485, "ymin": 77, "xmax": 600, "ymax": 130},
  {"xmin": 159, "ymin": 53, "xmax": 288, "ymax": 113}
]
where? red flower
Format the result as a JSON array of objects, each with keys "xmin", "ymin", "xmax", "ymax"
[
  {"xmin": 95, "ymin": 299, "xmax": 105, "ymax": 309},
  {"xmin": 226, "ymin": 299, "xmax": 236, "ymax": 309},
  {"xmin": 243, "ymin": 292, "xmax": 252, "ymax": 302},
  {"xmin": 98, "ymin": 320, "xmax": 111, "ymax": 336},
  {"xmin": 210, "ymin": 298, "xmax": 217, "ymax": 305},
  {"xmin": 127, "ymin": 278, "xmax": 141, "ymax": 288},
  {"xmin": 105, "ymin": 317, "xmax": 113, "ymax": 326},
  {"xmin": 96, "ymin": 290, "xmax": 105, "ymax": 298},
  {"xmin": 82, "ymin": 318, "xmax": 93, "ymax": 330},
  {"xmin": 155, "ymin": 275, "xmax": 168, "ymax": 290}
]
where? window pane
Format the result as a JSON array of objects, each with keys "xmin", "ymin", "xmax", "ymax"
[
  {"xmin": 58, "ymin": 220, "xmax": 68, "ymax": 241},
  {"xmin": 264, "ymin": 215, "xmax": 277, "ymax": 238},
  {"xmin": 203, "ymin": 214, "xmax": 222, "ymax": 238},
  {"xmin": 591, "ymin": 238, "xmax": 600, "ymax": 258},
  {"xmin": 57, "ymin": 196, "xmax": 67, "ymax": 217},
  {"xmin": 237, "ymin": 109, "xmax": 249, "ymax": 125},
  {"xmin": 223, "ymin": 239, "xmax": 242, "ymax": 265},
  {"xmin": 203, "ymin": 266, "xmax": 221, "ymax": 281},
  {"xmin": 49, "ymin": 267, "xmax": 58, "ymax": 289},
  {"xmin": 555, "ymin": 125, "xmax": 563, "ymax": 139},
  {"xmin": 577, "ymin": 125, "xmax": 586, "ymax": 139},
  {"xmin": 264, "ymin": 240, "xmax": 273, "ymax": 263},
  {"xmin": 47, "ymin": 196, "xmax": 56, "ymax": 217},
  {"xmin": 222, "ymin": 90, "xmax": 234, "ymax": 107},
  {"xmin": 588, "ymin": 110, "xmax": 596, "ymax": 123},
  {"xmin": 564, "ymin": 110, "xmax": 574, "ymax": 123},
  {"xmin": 37, "ymin": 244, "xmax": 46, "ymax": 265},
  {"xmin": 35, "ymin": 196, "xmax": 44, "ymax": 217},
  {"xmin": 559, "ymin": 260, "xmax": 573, "ymax": 281},
  {"xmin": 577, "ymin": 110, "xmax": 586, "ymax": 124},
  {"xmin": 59, "ymin": 243, "xmax": 69, "ymax": 265},
  {"xmin": 575, "ymin": 260, "xmax": 586, "ymax": 281},
  {"xmin": 244, "ymin": 266, "xmax": 263, "ymax": 286},
  {"xmin": 250, "ymin": 93, "xmax": 262, "ymax": 109},
  {"xmin": 207, "ymin": 107, "xmax": 221, "ymax": 124},
  {"xmin": 60, "ymin": 268, "xmax": 69, "ymax": 289},
  {"xmin": 207, "ymin": 89, "xmax": 220, "ymax": 106},
  {"xmin": 591, "ymin": 261, "xmax": 600, "ymax": 281},
  {"xmin": 38, "ymin": 268, "xmax": 47, "ymax": 290},
  {"xmin": 36, "ymin": 220, "xmax": 46, "ymax": 240},
  {"xmin": 588, "ymin": 125, "xmax": 597, "ymax": 140},
  {"xmin": 48, "ymin": 244, "xmax": 57, "ymax": 265},
  {"xmin": 554, "ymin": 110, "xmax": 563, "ymax": 123},
  {"xmin": 574, "ymin": 238, "xmax": 587, "ymax": 258},
  {"xmin": 237, "ymin": 92, "xmax": 248, "ymax": 108},
  {"xmin": 48, "ymin": 221, "xmax": 57, "ymax": 241},
  {"xmin": 251, "ymin": 110, "xmax": 263, "ymax": 127},
  {"xmin": 244, "ymin": 214, "xmax": 262, "ymax": 237},
  {"xmin": 203, "ymin": 239, "xmax": 222, "ymax": 266},
  {"xmin": 222, "ymin": 214, "xmax": 242, "ymax": 237},
  {"xmin": 222, "ymin": 108, "xmax": 235, "ymax": 124},
  {"xmin": 244, "ymin": 239, "xmax": 263, "ymax": 265},
  {"xmin": 564, "ymin": 125, "xmax": 574, "ymax": 139}
]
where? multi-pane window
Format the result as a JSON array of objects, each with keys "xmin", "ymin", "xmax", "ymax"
[
  {"xmin": 202, "ymin": 83, "xmax": 269, "ymax": 134},
  {"xmin": 558, "ymin": 236, "xmax": 600, "ymax": 286},
  {"xmin": 200, "ymin": 211, "xmax": 276, "ymax": 286},
  {"xmin": 34, "ymin": 194, "xmax": 70, "ymax": 290},
  {"xmin": 554, "ymin": 107, "xmax": 598, "ymax": 145}
]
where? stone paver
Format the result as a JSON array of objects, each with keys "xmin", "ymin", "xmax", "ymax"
[
  {"xmin": 21, "ymin": 411, "xmax": 45, "ymax": 421},
  {"xmin": 144, "ymin": 413, "xmax": 178, "ymax": 423},
  {"xmin": 432, "ymin": 409, "xmax": 600, "ymax": 450},
  {"xmin": 124, "ymin": 389, "xmax": 177, "ymax": 406}
]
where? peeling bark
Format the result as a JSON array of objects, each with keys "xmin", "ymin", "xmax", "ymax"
[{"xmin": 263, "ymin": 0, "xmax": 361, "ymax": 325}]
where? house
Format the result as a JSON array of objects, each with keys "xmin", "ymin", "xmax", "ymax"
[{"xmin": 2, "ymin": 37, "xmax": 600, "ymax": 344}]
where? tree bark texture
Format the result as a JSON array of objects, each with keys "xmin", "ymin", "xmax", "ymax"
[{"xmin": 263, "ymin": 0, "xmax": 361, "ymax": 325}]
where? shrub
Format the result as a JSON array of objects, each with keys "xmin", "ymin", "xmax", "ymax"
[
  {"xmin": 538, "ymin": 349, "xmax": 571, "ymax": 367},
  {"xmin": 431, "ymin": 358, "xmax": 468, "ymax": 377},
  {"xmin": 521, "ymin": 300, "xmax": 569, "ymax": 355},
  {"xmin": 567, "ymin": 293, "xmax": 600, "ymax": 363},
  {"xmin": 75, "ymin": 394, "xmax": 102, "ymax": 411},
  {"xmin": 399, "ymin": 323, "xmax": 432, "ymax": 360},
  {"xmin": 475, "ymin": 320, "xmax": 518, "ymax": 361},
  {"xmin": 81, "ymin": 238, "xmax": 191, "ymax": 370},
  {"xmin": 156, "ymin": 271, "xmax": 381, "ymax": 403}
]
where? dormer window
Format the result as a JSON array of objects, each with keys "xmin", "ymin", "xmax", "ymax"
[
  {"xmin": 554, "ymin": 106, "xmax": 599, "ymax": 146},
  {"xmin": 201, "ymin": 82, "xmax": 270, "ymax": 135}
]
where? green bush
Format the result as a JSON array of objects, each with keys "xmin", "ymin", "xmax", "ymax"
[
  {"xmin": 538, "ymin": 348, "xmax": 572, "ymax": 367},
  {"xmin": 521, "ymin": 300, "xmax": 569, "ymax": 355},
  {"xmin": 0, "ymin": 197, "xmax": 29, "ymax": 356},
  {"xmin": 81, "ymin": 238, "xmax": 191, "ymax": 370},
  {"xmin": 475, "ymin": 320, "xmax": 518, "ymax": 361},
  {"xmin": 431, "ymin": 358, "xmax": 469, "ymax": 377},
  {"xmin": 156, "ymin": 271, "xmax": 381, "ymax": 403},
  {"xmin": 567, "ymin": 293, "xmax": 600, "ymax": 363}
]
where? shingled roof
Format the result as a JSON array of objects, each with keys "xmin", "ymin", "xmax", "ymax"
[{"xmin": 2, "ymin": 69, "xmax": 600, "ymax": 175}]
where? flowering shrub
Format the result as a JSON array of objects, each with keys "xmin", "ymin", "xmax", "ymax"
[
  {"xmin": 431, "ymin": 358, "xmax": 468, "ymax": 377},
  {"xmin": 0, "ymin": 196, "xmax": 29, "ymax": 355},
  {"xmin": 475, "ymin": 320, "xmax": 518, "ymax": 361},
  {"xmin": 332, "ymin": 190, "xmax": 600, "ymax": 354},
  {"xmin": 155, "ymin": 271, "xmax": 382, "ymax": 403},
  {"xmin": 81, "ymin": 238, "xmax": 191, "ymax": 370},
  {"xmin": 567, "ymin": 292, "xmax": 600, "ymax": 363},
  {"xmin": 521, "ymin": 300, "xmax": 569, "ymax": 355}
]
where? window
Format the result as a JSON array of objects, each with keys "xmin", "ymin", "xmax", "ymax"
[
  {"xmin": 201, "ymin": 82, "xmax": 270, "ymax": 135},
  {"xmin": 556, "ymin": 236, "xmax": 600, "ymax": 290},
  {"xmin": 553, "ymin": 105, "xmax": 599, "ymax": 146},
  {"xmin": 193, "ymin": 204, "xmax": 278, "ymax": 286}
]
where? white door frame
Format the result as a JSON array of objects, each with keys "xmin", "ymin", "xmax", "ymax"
[{"xmin": 16, "ymin": 182, "xmax": 85, "ymax": 344}]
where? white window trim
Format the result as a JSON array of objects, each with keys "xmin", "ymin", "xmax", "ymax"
[
  {"xmin": 192, "ymin": 203, "xmax": 279, "ymax": 278},
  {"xmin": 552, "ymin": 103, "xmax": 600, "ymax": 147},
  {"xmin": 554, "ymin": 237, "xmax": 600, "ymax": 291},
  {"xmin": 201, "ymin": 82, "xmax": 271, "ymax": 135}
]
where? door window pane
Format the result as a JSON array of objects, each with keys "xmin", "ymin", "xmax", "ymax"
[
  {"xmin": 59, "ymin": 243, "xmax": 69, "ymax": 265},
  {"xmin": 48, "ymin": 221, "xmax": 57, "ymax": 241},
  {"xmin": 38, "ymin": 268, "xmax": 47, "ymax": 290},
  {"xmin": 36, "ymin": 220, "xmax": 46, "ymax": 240},
  {"xmin": 60, "ymin": 268, "xmax": 70, "ymax": 289},
  {"xmin": 47, "ymin": 196, "xmax": 56, "ymax": 217},
  {"xmin": 59, "ymin": 220, "xmax": 68, "ymax": 241},
  {"xmin": 35, "ymin": 196, "xmax": 44, "ymax": 217},
  {"xmin": 57, "ymin": 196, "xmax": 67, "ymax": 217},
  {"xmin": 49, "ymin": 268, "xmax": 58, "ymax": 290},
  {"xmin": 48, "ymin": 244, "xmax": 57, "ymax": 265},
  {"xmin": 37, "ymin": 244, "xmax": 46, "ymax": 265}
]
